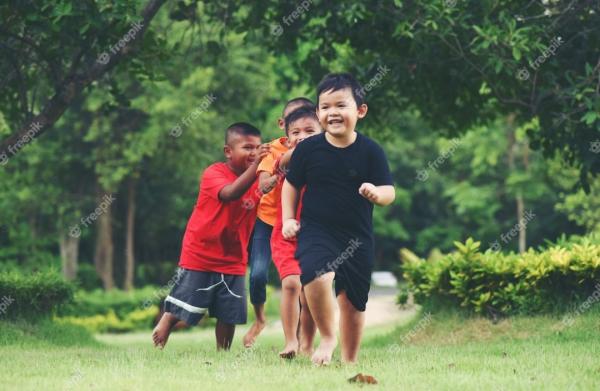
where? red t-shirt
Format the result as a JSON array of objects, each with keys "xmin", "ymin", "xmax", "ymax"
[{"xmin": 179, "ymin": 162, "xmax": 261, "ymax": 275}]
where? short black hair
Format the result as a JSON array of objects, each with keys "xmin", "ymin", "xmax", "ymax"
[
  {"xmin": 225, "ymin": 122, "xmax": 261, "ymax": 144},
  {"xmin": 284, "ymin": 106, "xmax": 319, "ymax": 134},
  {"xmin": 316, "ymin": 73, "xmax": 364, "ymax": 106},
  {"xmin": 283, "ymin": 97, "xmax": 314, "ymax": 116}
]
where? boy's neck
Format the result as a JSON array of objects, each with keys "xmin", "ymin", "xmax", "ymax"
[
  {"xmin": 325, "ymin": 131, "xmax": 357, "ymax": 148},
  {"xmin": 225, "ymin": 161, "xmax": 244, "ymax": 176}
]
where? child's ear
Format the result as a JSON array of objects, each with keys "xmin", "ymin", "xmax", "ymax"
[
  {"xmin": 357, "ymin": 104, "xmax": 368, "ymax": 119},
  {"xmin": 278, "ymin": 118, "xmax": 285, "ymax": 130},
  {"xmin": 223, "ymin": 144, "xmax": 232, "ymax": 160}
]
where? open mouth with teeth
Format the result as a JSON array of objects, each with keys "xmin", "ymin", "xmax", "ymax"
[{"xmin": 328, "ymin": 119, "xmax": 344, "ymax": 126}]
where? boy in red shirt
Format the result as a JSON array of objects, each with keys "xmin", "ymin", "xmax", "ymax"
[
  {"xmin": 271, "ymin": 107, "xmax": 322, "ymax": 358},
  {"xmin": 152, "ymin": 122, "xmax": 269, "ymax": 350}
]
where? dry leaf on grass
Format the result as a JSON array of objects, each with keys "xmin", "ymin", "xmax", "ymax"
[{"xmin": 348, "ymin": 373, "xmax": 378, "ymax": 384}]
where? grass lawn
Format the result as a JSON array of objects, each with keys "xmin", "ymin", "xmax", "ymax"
[{"xmin": 1, "ymin": 306, "xmax": 599, "ymax": 390}]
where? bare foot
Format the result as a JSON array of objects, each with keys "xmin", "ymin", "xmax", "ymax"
[
  {"xmin": 152, "ymin": 312, "xmax": 178, "ymax": 349},
  {"xmin": 311, "ymin": 337, "xmax": 337, "ymax": 366},
  {"xmin": 279, "ymin": 340, "xmax": 298, "ymax": 359},
  {"xmin": 299, "ymin": 344, "xmax": 314, "ymax": 357},
  {"xmin": 243, "ymin": 319, "xmax": 266, "ymax": 348}
]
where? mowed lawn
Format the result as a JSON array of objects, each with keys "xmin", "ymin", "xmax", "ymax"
[{"xmin": 1, "ymin": 307, "xmax": 599, "ymax": 391}]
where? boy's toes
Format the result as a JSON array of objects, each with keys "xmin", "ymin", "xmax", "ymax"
[
  {"xmin": 311, "ymin": 351, "xmax": 332, "ymax": 366},
  {"xmin": 279, "ymin": 350, "xmax": 297, "ymax": 359}
]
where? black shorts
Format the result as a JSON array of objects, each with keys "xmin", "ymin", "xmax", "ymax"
[
  {"xmin": 296, "ymin": 228, "xmax": 373, "ymax": 312},
  {"xmin": 164, "ymin": 268, "xmax": 247, "ymax": 325}
]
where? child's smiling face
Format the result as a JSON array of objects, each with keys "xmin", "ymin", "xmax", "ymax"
[
  {"xmin": 224, "ymin": 134, "xmax": 261, "ymax": 173},
  {"xmin": 317, "ymin": 87, "xmax": 367, "ymax": 137},
  {"xmin": 287, "ymin": 117, "xmax": 322, "ymax": 147}
]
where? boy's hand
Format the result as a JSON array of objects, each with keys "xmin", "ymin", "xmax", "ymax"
[
  {"xmin": 282, "ymin": 218, "xmax": 300, "ymax": 240},
  {"xmin": 359, "ymin": 182, "xmax": 380, "ymax": 203},
  {"xmin": 256, "ymin": 143, "xmax": 271, "ymax": 162}
]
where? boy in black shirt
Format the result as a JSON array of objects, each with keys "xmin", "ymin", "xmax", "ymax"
[{"xmin": 282, "ymin": 73, "xmax": 395, "ymax": 365}]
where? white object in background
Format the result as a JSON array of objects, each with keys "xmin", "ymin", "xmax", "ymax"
[{"xmin": 371, "ymin": 271, "xmax": 398, "ymax": 287}]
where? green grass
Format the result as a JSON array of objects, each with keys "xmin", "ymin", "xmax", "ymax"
[{"xmin": 1, "ymin": 307, "xmax": 599, "ymax": 390}]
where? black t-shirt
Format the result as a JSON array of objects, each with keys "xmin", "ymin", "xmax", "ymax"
[{"xmin": 286, "ymin": 132, "xmax": 393, "ymax": 242}]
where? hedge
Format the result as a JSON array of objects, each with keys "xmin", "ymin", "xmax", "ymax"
[
  {"xmin": 402, "ymin": 237, "xmax": 600, "ymax": 316},
  {"xmin": 0, "ymin": 271, "xmax": 74, "ymax": 320}
]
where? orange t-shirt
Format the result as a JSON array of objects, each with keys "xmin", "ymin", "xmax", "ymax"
[{"xmin": 256, "ymin": 137, "xmax": 289, "ymax": 226}]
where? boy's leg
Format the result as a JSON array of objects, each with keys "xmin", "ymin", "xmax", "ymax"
[
  {"xmin": 216, "ymin": 320, "xmax": 236, "ymax": 350},
  {"xmin": 279, "ymin": 275, "xmax": 302, "ymax": 358},
  {"xmin": 244, "ymin": 219, "xmax": 272, "ymax": 348},
  {"xmin": 153, "ymin": 268, "xmax": 212, "ymax": 349},
  {"xmin": 337, "ymin": 290, "xmax": 365, "ymax": 363},
  {"xmin": 152, "ymin": 311, "xmax": 180, "ymax": 349},
  {"xmin": 298, "ymin": 288, "xmax": 317, "ymax": 356},
  {"xmin": 303, "ymin": 272, "xmax": 337, "ymax": 365}
]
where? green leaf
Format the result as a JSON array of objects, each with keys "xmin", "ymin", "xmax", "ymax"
[{"xmin": 512, "ymin": 47, "xmax": 521, "ymax": 61}]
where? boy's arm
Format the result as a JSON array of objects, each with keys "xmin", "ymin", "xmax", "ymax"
[
  {"xmin": 278, "ymin": 148, "xmax": 294, "ymax": 171},
  {"xmin": 219, "ymin": 144, "xmax": 270, "ymax": 201},
  {"xmin": 281, "ymin": 179, "xmax": 301, "ymax": 239},
  {"xmin": 358, "ymin": 183, "xmax": 395, "ymax": 206},
  {"xmin": 258, "ymin": 171, "xmax": 278, "ymax": 194}
]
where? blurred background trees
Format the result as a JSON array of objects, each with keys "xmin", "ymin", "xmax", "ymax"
[{"xmin": 0, "ymin": 0, "xmax": 598, "ymax": 290}]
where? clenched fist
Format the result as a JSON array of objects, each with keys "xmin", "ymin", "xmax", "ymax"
[
  {"xmin": 282, "ymin": 218, "xmax": 300, "ymax": 240},
  {"xmin": 359, "ymin": 182, "xmax": 380, "ymax": 203}
]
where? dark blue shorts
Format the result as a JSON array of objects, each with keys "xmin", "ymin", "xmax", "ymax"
[
  {"xmin": 296, "ymin": 225, "xmax": 373, "ymax": 312},
  {"xmin": 164, "ymin": 268, "xmax": 247, "ymax": 325}
]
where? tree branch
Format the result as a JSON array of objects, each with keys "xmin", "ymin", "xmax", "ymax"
[{"xmin": 0, "ymin": 0, "xmax": 166, "ymax": 160}]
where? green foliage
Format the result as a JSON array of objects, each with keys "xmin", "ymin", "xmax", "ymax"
[
  {"xmin": 60, "ymin": 285, "xmax": 164, "ymax": 318},
  {"xmin": 55, "ymin": 305, "xmax": 158, "ymax": 333},
  {"xmin": 402, "ymin": 237, "xmax": 600, "ymax": 315},
  {"xmin": 0, "ymin": 271, "xmax": 74, "ymax": 320}
]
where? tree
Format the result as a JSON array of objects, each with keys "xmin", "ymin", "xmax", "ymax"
[
  {"xmin": 237, "ymin": 0, "xmax": 600, "ymax": 186},
  {"xmin": 0, "ymin": 0, "xmax": 167, "ymax": 159}
]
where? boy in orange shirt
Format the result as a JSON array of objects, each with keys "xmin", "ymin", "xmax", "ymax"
[{"xmin": 243, "ymin": 97, "xmax": 315, "ymax": 347}]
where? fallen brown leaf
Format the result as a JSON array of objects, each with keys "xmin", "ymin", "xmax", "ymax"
[{"xmin": 348, "ymin": 373, "xmax": 378, "ymax": 385}]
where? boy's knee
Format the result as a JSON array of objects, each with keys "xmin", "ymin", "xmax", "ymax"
[{"xmin": 282, "ymin": 277, "xmax": 302, "ymax": 293}]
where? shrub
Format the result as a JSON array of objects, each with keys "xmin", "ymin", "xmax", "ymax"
[
  {"xmin": 55, "ymin": 305, "xmax": 159, "ymax": 333},
  {"xmin": 402, "ymin": 237, "xmax": 600, "ymax": 315},
  {"xmin": 59, "ymin": 285, "xmax": 165, "ymax": 318},
  {"xmin": 0, "ymin": 270, "xmax": 74, "ymax": 320}
]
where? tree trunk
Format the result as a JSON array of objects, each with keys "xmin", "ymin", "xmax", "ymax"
[
  {"xmin": 124, "ymin": 177, "xmax": 137, "ymax": 291},
  {"xmin": 94, "ymin": 189, "xmax": 114, "ymax": 290},
  {"xmin": 516, "ymin": 194, "xmax": 526, "ymax": 254},
  {"xmin": 59, "ymin": 232, "xmax": 80, "ymax": 280}
]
